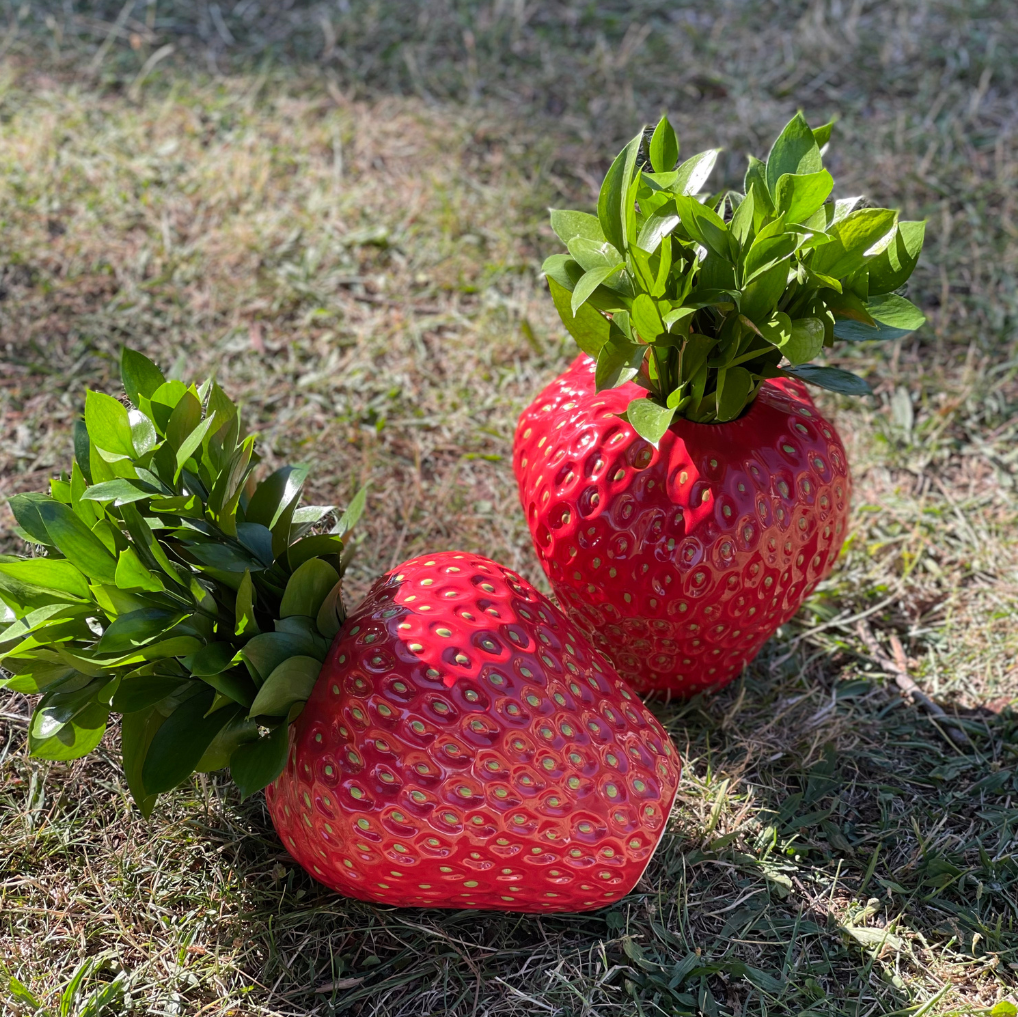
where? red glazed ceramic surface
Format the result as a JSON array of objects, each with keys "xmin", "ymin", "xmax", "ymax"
[
  {"xmin": 266, "ymin": 551, "xmax": 681, "ymax": 912},
  {"xmin": 513, "ymin": 355, "xmax": 851, "ymax": 696}
]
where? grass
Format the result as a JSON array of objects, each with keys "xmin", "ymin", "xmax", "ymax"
[{"xmin": 1, "ymin": 1, "xmax": 1017, "ymax": 1014}]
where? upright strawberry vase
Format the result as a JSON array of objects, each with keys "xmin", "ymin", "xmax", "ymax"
[{"xmin": 514, "ymin": 356, "xmax": 851, "ymax": 696}]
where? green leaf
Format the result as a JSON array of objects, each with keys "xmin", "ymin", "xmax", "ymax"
[
  {"xmin": 9, "ymin": 492, "xmax": 57, "ymax": 546},
  {"xmin": 148, "ymin": 379, "xmax": 188, "ymax": 433},
  {"xmin": 206, "ymin": 380, "xmax": 238, "ymax": 425},
  {"xmin": 249, "ymin": 655, "xmax": 321, "ymax": 717},
  {"xmin": 673, "ymin": 194, "xmax": 733, "ymax": 260},
  {"xmin": 0, "ymin": 661, "xmax": 83, "ymax": 695},
  {"xmin": 2, "ymin": 619, "xmax": 93, "ymax": 661},
  {"xmin": 80, "ymin": 478, "xmax": 156, "ymax": 505},
  {"xmin": 196, "ymin": 711, "xmax": 259, "ymax": 772},
  {"xmin": 742, "ymin": 231, "xmax": 797, "ymax": 286},
  {"xmin": 672, "ymin": 149, "xmax": 718, "ymax": 196},
  {"xmin": 811, "ymin": 208, "xmax": 898, "ymax": 279},
  {"xmin": 597, "ymin": 130, "xmax": 643, "ymax": 252},
  {"xmin": 207, "ymin": 434, "xmax": 256, "ymax": 524},
  {"xmin": 59, "ymin": 956, "xmax": 104, "ymax": 1017},
  {"xmin": 630, "ymin": 294, "xmax": 665, "ymax": 342},
  {"xmin": 90, "ymin": 518, "xmax": 127, "ymax": 558},
  {"xmin": 549, "ymin": 209, "xmax": 605, "ymax": 245},
  {"xmin": 783, "ymin": 363, "xmax": 872, "ymax": 395},
  {"xmin": 29, "ymin": 681, "xmax": 112, "ymax": 761},
  {"xmin": 729, "ymin": 188, "xmax": 756, "ymax": 245},
  {"xmin": 50, "ymin": 478, "xmax": 72, "ymax": 505},
  {"xmin": 636, "ymin": 208, "xmax": 679, "ymax": 255},
  {"xmin": 290, "ymin": 504, "xmax": 335, "ymax": 540},
  {"xmin": 812, "ymin": 119, "xmax": 835, "ymax": 150},
  {"xmin": 240, "ymin": 631, "xmax": 324, "ymax": 684},
  {"xmin": 188, "ymin": 542, "xmax": 262, "ymax": 572},
  {"xmin": 230, "ymin": 720, "xmax": 290, "ymax": 799},
  {"xmin": 120, "ymin": 707, "xmax": 163, "ymax": 816},
  {"xmin": 235, "ymin": 570, "xmax": 259, "ymax": 637},
  {"xmin": 121, "ymin": 348, "xmax": 166, "ymax": 406},
  {"xmin": 333, "ymin": 484, "xmax": 368, "ymax": 538},
  {"xmin": 5, "ymin": 974, "xmax": 43, "ymax": 1011},
  {"xmin": 0, "ymin": 558, "xmax": 91, "ymax": 601},
  {"xmin": 834, "ymin": 294, "xmax": 926, "ymax": 342},
  {"xmin": 626, "ymin": 398, "xmax": 675, "ymax": 445},
  {"xmin": 96, "ymin": 608, "xmax": 186, "ymax": 654},
  {"xmin": 765, "ymin": 113, "xmax": 823, "ymax": 197},
  {"xmin": 165, "ymin": 390, "xmax": 202, "ymax": 453},
  {"xmin": 990, "ymin": 1003, "xmax": 1018, "ymax": 1017},
  {"xmin": 541, "ymin": 253, "xmax": 580, "ymax": 292},
  {"xmin": 129, "ymin": 410, "xmax": 158, "ymax": 456},
  {"xmin": 280, "ymin": 558, "xmax": 341, "ymax": 618},
  {"xmin": 566, "ymin": 236, "xmax": 624, "ymax": 273},
  {"xmin": 112, "ymin": 674, "xmax": 189, "ymax": 712},
  {"xmin": 868, "ymin": 292, "xmax": 927, "ymax": 331},
  {"xmin": 774, "ymin": 169, "xmax": 834, "ymax": 223},
  {"xmin": 72, "ymin": 420, "xmax": 93, "ymax": 486},
  {"xmin": 316, "ymin": 581, "xmax": 345, "ymax": 640},
  {"xmin": 149, "ymin": 494, "xmax": 202, "ymax": 517},
  {"xmin": 175, "ymin": 415, "xmax": 218, "ymax": 476},
  {"xmin": 784, "ymin": 318, "xmax": 827, "ymax": 365},
  {"xmin": 187, "ymin": 641, "xmax": 236, "ymax": 676},
  {"xmin": 99, "ymin": 635, "xmax": 203, "ymax": 667},
  {"xmin": 570, "ymin": 263, "xmax": 626, "ymax": 315},
  {"xmin": 29, "ymin": 676, "xmax": 105, "ymax": 738},
  {"xmin": 119, "ymin": 503, "xmax": 187, "ymax": 589},
  {"xmin": 827, "ymin": 288, "xmax": 876, "ymax": 325},
  {"xmin": 34, "ymin": 500, "xmax": 118, "ymax": 583},
  {"xmin": 246, "ymin": 465, "xmax": 309, "ymax": 530},
  {"xmin": 141, "ymin": 687, "xmax": 239, "ymax": 794},
  {"xmin": 115, "ymin": 547, "xmax": 166, "ymax": 593},
  {"xmin": 547, "ymin": 276, "xmax": 610, "ymax": 356},
  {"xmin": 757, "ymin": 313, "xmax": 826, "ymax": 365},
  {"xmin": 649, "ymin": 114, "xmax": 679, "ymax": 173},
  {"xmin": 716, "ymin": 367, "xmax": 752, "ymax": 422},
  {"xmin": 739, "ymin": 963, "xmax": 786, "ymax": 994},
  {"xmin": 595, "ymin": 337, "xmax": 643, "ymax": 391},
  {"xmin": 1, "ymin": 602, "xmax": 84, "ymax": 646},
  {"xmin": 200, "ymin": 669, "xmax": 257, "ymax": 708},
  {"xmin": 663, "ymin": 306, "xmax": 696, "ymax": 334},
  {"xmin": 743, "ymin": 156, "xmax": 773, "ymax": 213},
  {"xmin": 288, "ymin": 533, "xmax": 344, "ymax": 571},
  {"xmin": 740, "ymin": 261, "xmax": 790, "ymax": 321},
  {"xmin": 866, "ymin": 220, "xmax": 926, "ymax": 295},
  {"xmin": 84, "ymin": 390, "xmax": 136, "ymax": 458}
]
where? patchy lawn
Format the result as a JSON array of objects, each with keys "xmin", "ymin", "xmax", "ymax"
[{"xmin": 1, "ymin": 2, "xmax": 1016, "ymax": 1014}]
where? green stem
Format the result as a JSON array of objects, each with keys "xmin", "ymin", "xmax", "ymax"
[{"xmin": 650, "ymin": 346, "xmax": 668, "ymax": 404}]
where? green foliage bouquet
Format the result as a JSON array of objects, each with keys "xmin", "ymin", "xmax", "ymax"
[
  {"xmin": 1, "ymin": 350, "xmax": 364, "ymax": 813},
  {"xmin": 544, "ymin": 113, "xmax": 927, "ymax": 440}
]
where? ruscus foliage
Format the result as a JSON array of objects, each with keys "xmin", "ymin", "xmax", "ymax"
[{"xmin": 0, "ymin": 349, "xmax": 366, "ymax": 812}]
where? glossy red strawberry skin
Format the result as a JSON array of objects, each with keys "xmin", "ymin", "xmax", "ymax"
[
  {"xmin": 513, "ymin": 355, "xmax": 851, "ymax": 697},
  {"xmin": 265, "ymin": 551, "xmax": 681, "ymax": 913}
]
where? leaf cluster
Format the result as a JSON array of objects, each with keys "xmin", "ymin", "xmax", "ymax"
[
  {"xmin": 0, "ymin": 349, "xmax": 366, "ymax": 812},
  {"xmin": 544, "ymin": 112, "xmax": 927, "ymax": 441}
]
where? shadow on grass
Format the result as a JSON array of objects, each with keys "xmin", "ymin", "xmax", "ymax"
[{"xmin": 182, "ymin": 638, "xmax": 1015, "ymax": 1016}]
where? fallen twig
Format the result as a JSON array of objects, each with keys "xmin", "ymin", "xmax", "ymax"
[{"xmin": 855, "ymin": 621, "xmax": 969, "ymax": 745}]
